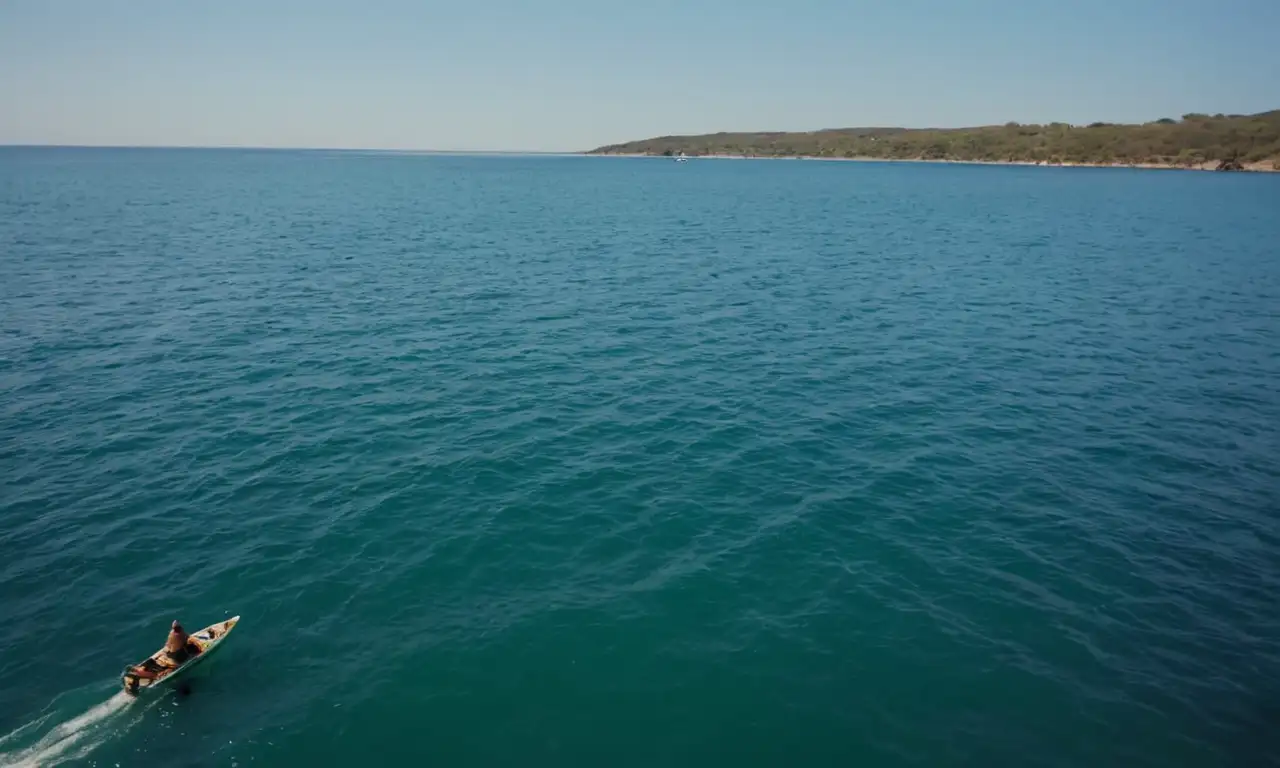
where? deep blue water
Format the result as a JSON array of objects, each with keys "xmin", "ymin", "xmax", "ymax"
[{"xmin": 1, "ymin": 148, "xmax": 1278, "ymax": 767}]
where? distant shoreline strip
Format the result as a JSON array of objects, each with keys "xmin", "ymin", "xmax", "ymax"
[{"xmin": 584, "ymin": 153, "xmax": 1279, "ymax": 173}]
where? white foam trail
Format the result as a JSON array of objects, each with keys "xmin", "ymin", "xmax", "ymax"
[{"xmin": 0, "ymin": 691, "xmax": 135, "ymax": 768}]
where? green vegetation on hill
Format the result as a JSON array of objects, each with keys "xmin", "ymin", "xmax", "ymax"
[{"xmin": 589, "ymin": 111, "xmax": 1280, "ymax": 169}]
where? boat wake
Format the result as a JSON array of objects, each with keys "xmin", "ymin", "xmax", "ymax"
[{"xmin": 0, "ymin": 685, "xmax": 146, "ymax": 767}]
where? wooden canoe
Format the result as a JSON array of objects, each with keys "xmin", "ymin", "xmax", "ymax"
[{"xmin": 121, "ymin": 616, "xmax": 239, "ymax": 695}]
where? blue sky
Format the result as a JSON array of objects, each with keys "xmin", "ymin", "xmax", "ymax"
[{"xmin": 1, "ymin": 0, "xmax": 1277, "ymax": 151}]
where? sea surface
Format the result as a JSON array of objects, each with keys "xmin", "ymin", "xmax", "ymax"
[{"xmin": 1, "ymin": 148, "xmax": 1278, "ymax": 767}]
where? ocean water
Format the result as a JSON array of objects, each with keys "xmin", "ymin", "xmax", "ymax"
[{"xmin": 1, "ymin": 148, "xmax": 1278, "ymax": 767}]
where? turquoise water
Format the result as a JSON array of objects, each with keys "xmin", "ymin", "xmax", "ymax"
[{"xmin": 1, "ymin": 149, "xmax": 1278, "ymax": 767}]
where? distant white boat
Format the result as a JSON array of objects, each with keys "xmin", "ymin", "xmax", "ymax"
[{"xmin": 674, "ymin": 152, "xmax": 689, "ymax": 163}]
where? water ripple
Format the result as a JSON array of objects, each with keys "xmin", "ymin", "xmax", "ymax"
[{"xmin": 1, "ymin": 150, "xmax": 1278, "ymax": 766}]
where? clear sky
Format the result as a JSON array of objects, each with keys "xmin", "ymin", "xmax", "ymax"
[{"xmin": 2, "ymin": 0, "xmax": 1277, "ymax": 151}]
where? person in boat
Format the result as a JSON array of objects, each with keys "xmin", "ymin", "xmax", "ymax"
[
  {"xmin": 122, "ymin": 620, "xmax": 200, "ymax": 695},
  {"xmin": 164, "ymin": 620, "xmax": 196, "ymax": 664}
]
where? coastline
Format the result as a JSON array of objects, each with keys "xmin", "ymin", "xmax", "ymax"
[{"xmin": 585, "ymin": 152, "xmax": 1280, "ymax": 173}]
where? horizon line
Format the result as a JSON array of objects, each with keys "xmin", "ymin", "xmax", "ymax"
[{"xmin": 0, "ymin": 143, "xmax": 585, "ymax": 155}]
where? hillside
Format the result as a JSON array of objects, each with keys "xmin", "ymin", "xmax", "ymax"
[{"xmin": 589, "ymin": 111, "xmax": 1280, "ymax": 170}]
